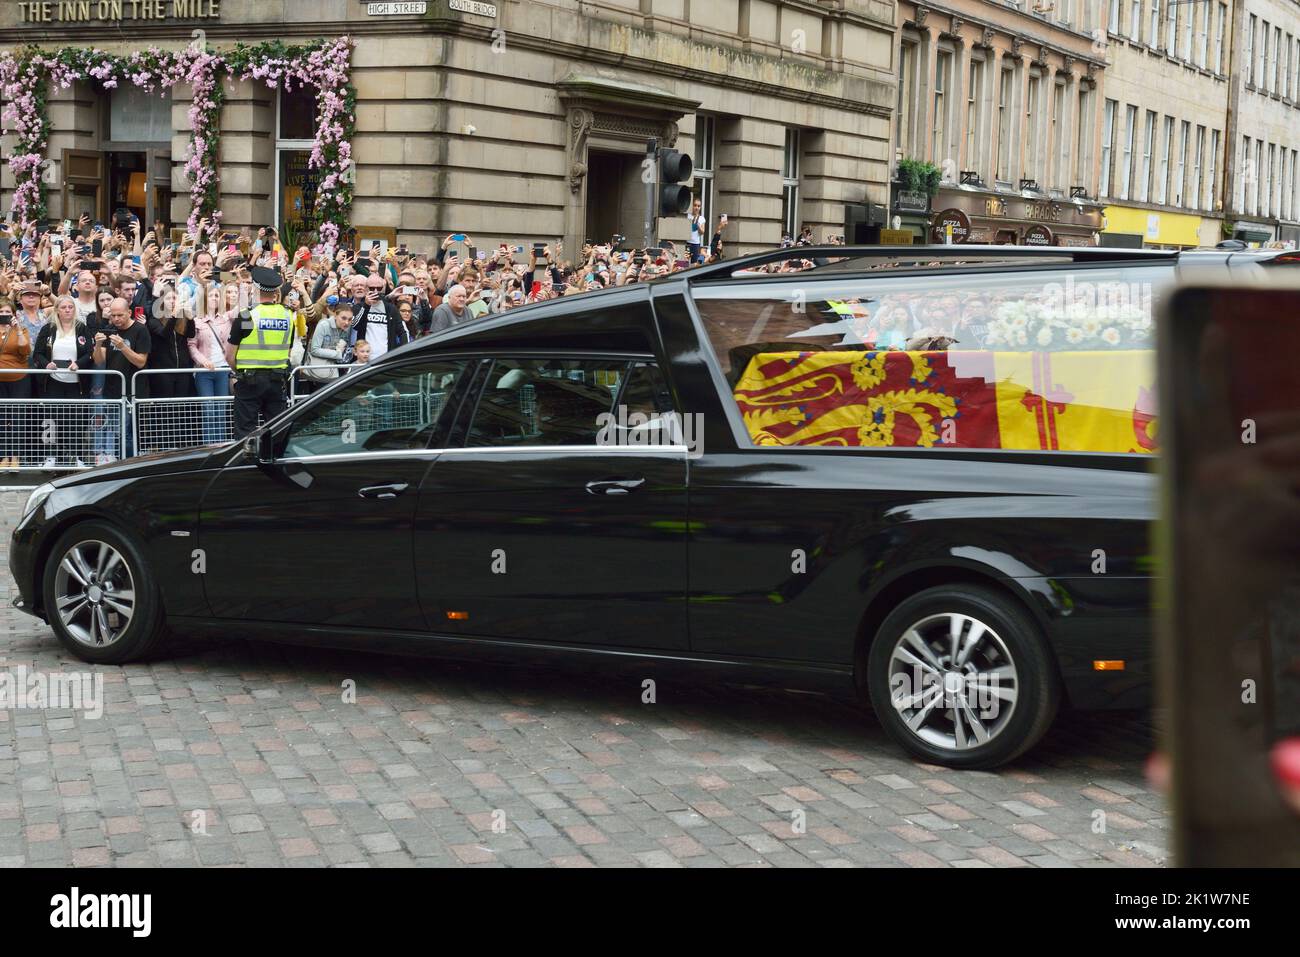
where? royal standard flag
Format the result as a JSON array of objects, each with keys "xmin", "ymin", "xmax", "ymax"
[{"xmin": 733, "ymin": 350, "xmax": 1157, "ymax": 454}]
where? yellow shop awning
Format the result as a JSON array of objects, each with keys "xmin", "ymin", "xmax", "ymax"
[{"xmin": 1103, "ymin": 205, "xmax": 1202, "ymax": 247}]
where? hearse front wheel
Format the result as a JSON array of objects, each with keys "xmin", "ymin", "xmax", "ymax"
[
  {"xmin": 42, "ymin": 521, "xmax": 170, "ymax": 664},
  {"xmin": 865, "ymin": 585, "xmax": 1060, "ymax": 770}
]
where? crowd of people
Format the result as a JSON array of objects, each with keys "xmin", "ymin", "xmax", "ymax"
[{"xmin": 0, "ymin": 206, "xmax": 744, "ymax": 469}]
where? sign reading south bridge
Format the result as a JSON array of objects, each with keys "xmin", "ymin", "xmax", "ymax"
[{"xmin": 17, "ymin": 0, "xmax": 220, "ymax": 22}]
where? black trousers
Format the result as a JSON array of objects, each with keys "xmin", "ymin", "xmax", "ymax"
[{"xmin": 232, "ymin": 373, "xmax": 287, "ymax": 438}]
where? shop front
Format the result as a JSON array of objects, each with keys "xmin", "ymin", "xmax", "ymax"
[
  {"xmin": 926, "ymin": 185, "xmax": 1101, "ymax": 247},
  {"xmin": 1101, "ymin": 205, "xmax": 1204, "ymax": 250},
  {"xmin": 1229, "ymin": 219, "xmax": 1279, "ymax": 247},
  {"xmin": 887, "ymin": 179, "xmax": 931, "ymax": 243}
]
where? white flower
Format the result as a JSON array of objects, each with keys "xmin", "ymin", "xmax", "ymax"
[
  {"xmin": 1036, "ymin": 326, "xmax": 1054, "ymax": 347},
  {"xmin": 1101, "ymin": 327, "xmax": 1122, "ymax": 346},
  {"xmin": 1065, "ymin": 327, "xmax": 1085, "ymax": 345}
]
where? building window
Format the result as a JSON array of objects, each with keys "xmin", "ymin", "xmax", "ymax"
[
  {"xmin": 966, "ymin": 57, "xmax": 985, "ymax": 170},
  {"xmin": 934, "ymin": 50, "xmax": 953, "ymax": 166},
  {"xmin": 1284, "ymin": 148, "xmax": 1294, "ymax": 221},
  {"xmin": 1073, "ymin": 86, "xmax": 1090, "ymax": 188},
  {"xmin": 692, "ymin": 114, "xmax": 716, "ymax": 235},
  {"xmin": 1294, "ymin": 38, "xmax": 1300, "ymax": 101},
  {"xmin": 1025, "ymin": 72, "xmax": 1042, "ymax": 179},
  {"xmin": 1050, "ymin": 80, "xmax": 1065, "ymax": 188},
  {"xmin": 1120, "ymin": 104, "xmax": 1137, "ymax": 200},
  {"xmin": 1260, "ymin": 21, "xmax": 1270, "ymax": 90},
  {"xmin": 1254, "ymin": 139, "xmax": 1263, "ymax": 215},
  {"xmin": 781, "ymin": 127, "xmax": 801, "ymax": 241},
  {"xmin": 1281, "ymin": 149, "xmax": 1290, "ymax": 219},
  {"xmin": 898, "ymin": 42, "xmax": 917, "ymax": 157},
  {"xmin": 1275, "ymin": 26, "xmax": 1284, "ymax": 92},
  {"xmin": 1266, "ymin": 142, "xmax": 1276, "ymax": 216},
  {"xmin": 1181, "ymin": 2, "xmax": 1194, "ymax": 59},
  {"xmin": 1238, "ymin": 136, "xmax": 1249, "ymax": 211},
  {"xmin": 1209, "ymin": 129, "xmax": 1220, "ymax": 210},
  {"xmin": 996, "ymin": 67, "xmax": 1014, "ymax": 182},
  {"xmin": 1150, "ymin": 0, "xmax": 1162, "ymax": 48},
  {"xmin": 1175, "ymin": 120, "xmax": 1189, "ymax": 205},
  {"xmin": 1109, "ymin": 0, "xmax": 1121, "ymax": 34},
  {"xmin": 1196, "ymin": 7, "xmax": 1209, "ymax": 66},
  {"xmin": 1140, "ymin": 110, "xmax": 1155, "ymax": 202},
  {"xmin": 275, "ymin": 85, "xmax": 319, "ymax": 235},
  {"xmin": 1167, "ymin": 2, "xmax": 1178, "ymax": 56},
  {"xmin": 1246, "ymin": 15, "xmax": 1256, "ymax": 84},
  {"xmin": 1130, "ymin": 0, "xmax": 1141, "ymax": 42},
  {"xmin": 1191, "ymin": 125, "xmax": 1204, "ymax": 210},
  {"xmin": 1215, "ymin": 4, "xmax": 1226, "ymax": 73},
  {"xmin": 1100, "ymin": 98, "xmax": 1116, "ymax": 196},
  {"xmin": 1158, "ymin": 116, "xmax": 1174, "ymax": 205},
  {"xmin": 1286, "ymin": 33, "xmax": 1294, "ymax": 98}
]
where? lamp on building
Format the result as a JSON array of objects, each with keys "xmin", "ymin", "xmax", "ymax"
[
  {"xmin": 1069, "ymin": 185, "xmax": 1088, "ymax": 199},
  {"xmin": 127, "ymin": 172, "xmax": 147, "ymax": 209},
  {"xmin": 1019, "ymin": 178, "xmax": 1040, "ymax": 193},
  {"xmin": 960, "ymin": 170, "xmax": 983, "ymax": 187}
]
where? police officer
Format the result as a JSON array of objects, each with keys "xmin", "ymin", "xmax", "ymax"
[{"xmin": 229, "ymin": 266, "xmax": 294, "ymax": 438}]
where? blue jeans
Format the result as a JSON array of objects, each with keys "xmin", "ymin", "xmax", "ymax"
[
  {"xmin": 194, "ymin": 369, "xmax": 232, "ymax": 445},
  {"xmin": 91, "ymin": 401, "xmax": 131, "ymax": 459}
]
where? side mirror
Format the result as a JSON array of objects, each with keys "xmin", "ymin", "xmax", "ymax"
[{"xmin": 244, "ymin": 431, "xmax": 274, "ymax": 465}]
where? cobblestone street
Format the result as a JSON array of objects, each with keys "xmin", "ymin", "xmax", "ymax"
[{"xmin": 1, "ymin": 488, "xmax": 1167, "ymax": 868}]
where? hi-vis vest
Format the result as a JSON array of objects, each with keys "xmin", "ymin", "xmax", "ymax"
[{"xmin": 235, "ymin": 303, "xmax": 293, "ymax": 371}]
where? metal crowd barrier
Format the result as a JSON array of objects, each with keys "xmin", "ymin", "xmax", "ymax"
[
  {"xmin": 4, "ymin": 361, "xmax": 399, "ymax": 468},
  {"xmin": 0, "ymin": 369, "xmax": 127, "ymax": 472},
  {"xmin": 132, "ymin": 363, "xmax": 362, "ymax": 457},
  {"xmin": 130, "ymin": 368, "xmax": 236, "ymax": 457}
]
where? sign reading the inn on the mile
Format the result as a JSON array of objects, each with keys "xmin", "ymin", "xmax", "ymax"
[{"xmin": 17, "ymin": 0, "xmax": 220, "ymax": 22}]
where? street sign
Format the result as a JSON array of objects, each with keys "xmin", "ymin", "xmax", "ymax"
[
  {"xmin": 895, "ymin": 190, "xmax": 929, "ymax": 213},
  {"xmin": 366, "ymin": 1, "xmax": 427, "ymax": 13},
  {"xmin": 1023, "ymin": 224, "xmax": 1055, "ymax": 246},
  {"xmin": 449, "ymin": 0, "xmax": 498, "ymax": 16},
  {"xmin": 929, "ymin": 208, "xmax": 971, "ymax": 244}
]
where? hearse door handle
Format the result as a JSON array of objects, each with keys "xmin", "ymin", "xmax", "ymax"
[
  {"xmin": 585, "ymin": 478, "xmax": 645, "ymax": 496},
  {"xmin": 358, "ymin": 482, "xmax": 410, "ymax": 500}
]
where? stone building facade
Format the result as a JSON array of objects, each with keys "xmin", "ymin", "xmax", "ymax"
[
  {"xmin": 1095, "ymin": 0, "xmax": 1235, "ymax": 248},
  {"xmin": 1, "ymin": 0, "xmax": 900, "ymax": 256},
  {"xmin": 1223, "ymin": 0, "xmax": 1300, "ymax": 246},
  {"xmin": 890, "ymin": 0, "xmax": 1109, "ymax": 246}
]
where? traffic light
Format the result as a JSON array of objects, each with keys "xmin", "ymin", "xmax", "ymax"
[{"xmin": 657, "ymin": 147, "xmax": 694, "ymax": 216}]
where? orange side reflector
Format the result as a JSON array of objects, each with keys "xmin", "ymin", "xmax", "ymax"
[
  {"xmin": 1093, "ymin": 660, "xmax": 1126, "ymax": 671},
  {"xmin": 445, "ymin": 611, "xmax": 469, "ymax": 621}
]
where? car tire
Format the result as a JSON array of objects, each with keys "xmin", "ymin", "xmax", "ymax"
[
  {"xmin": 865, "ymin": 584, "xmax": 1060, "ymax": 770},
  {"xmin": 42, "ymin": 520, "xmax": 170, "ymax": 664}
]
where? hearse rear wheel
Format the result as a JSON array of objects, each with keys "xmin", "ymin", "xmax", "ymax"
[{"xmin": 865, "ymin": 584, "xmax": 1060, "ymax": 769}]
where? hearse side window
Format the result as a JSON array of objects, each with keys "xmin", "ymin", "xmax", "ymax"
[
  {"xmin": 282, "ymin": 359, "xmax": 468, "ymax": 458},
  {"xmin": 692, "ymin": 265, "xmax": 1166, "ymax": 455},
  {"xmin": 467, "ymin": 358, "xmax": 630, "ymax": 447}
]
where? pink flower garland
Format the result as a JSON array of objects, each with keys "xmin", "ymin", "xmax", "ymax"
[{"xmin": 0, "ymin": 38, "xmax": 354, "ymax": 232}]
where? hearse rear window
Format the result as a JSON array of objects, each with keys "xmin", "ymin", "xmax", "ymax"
[{"xmin": 692, "ymin": 265, "xmax": 1163, "ymax": 454}]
